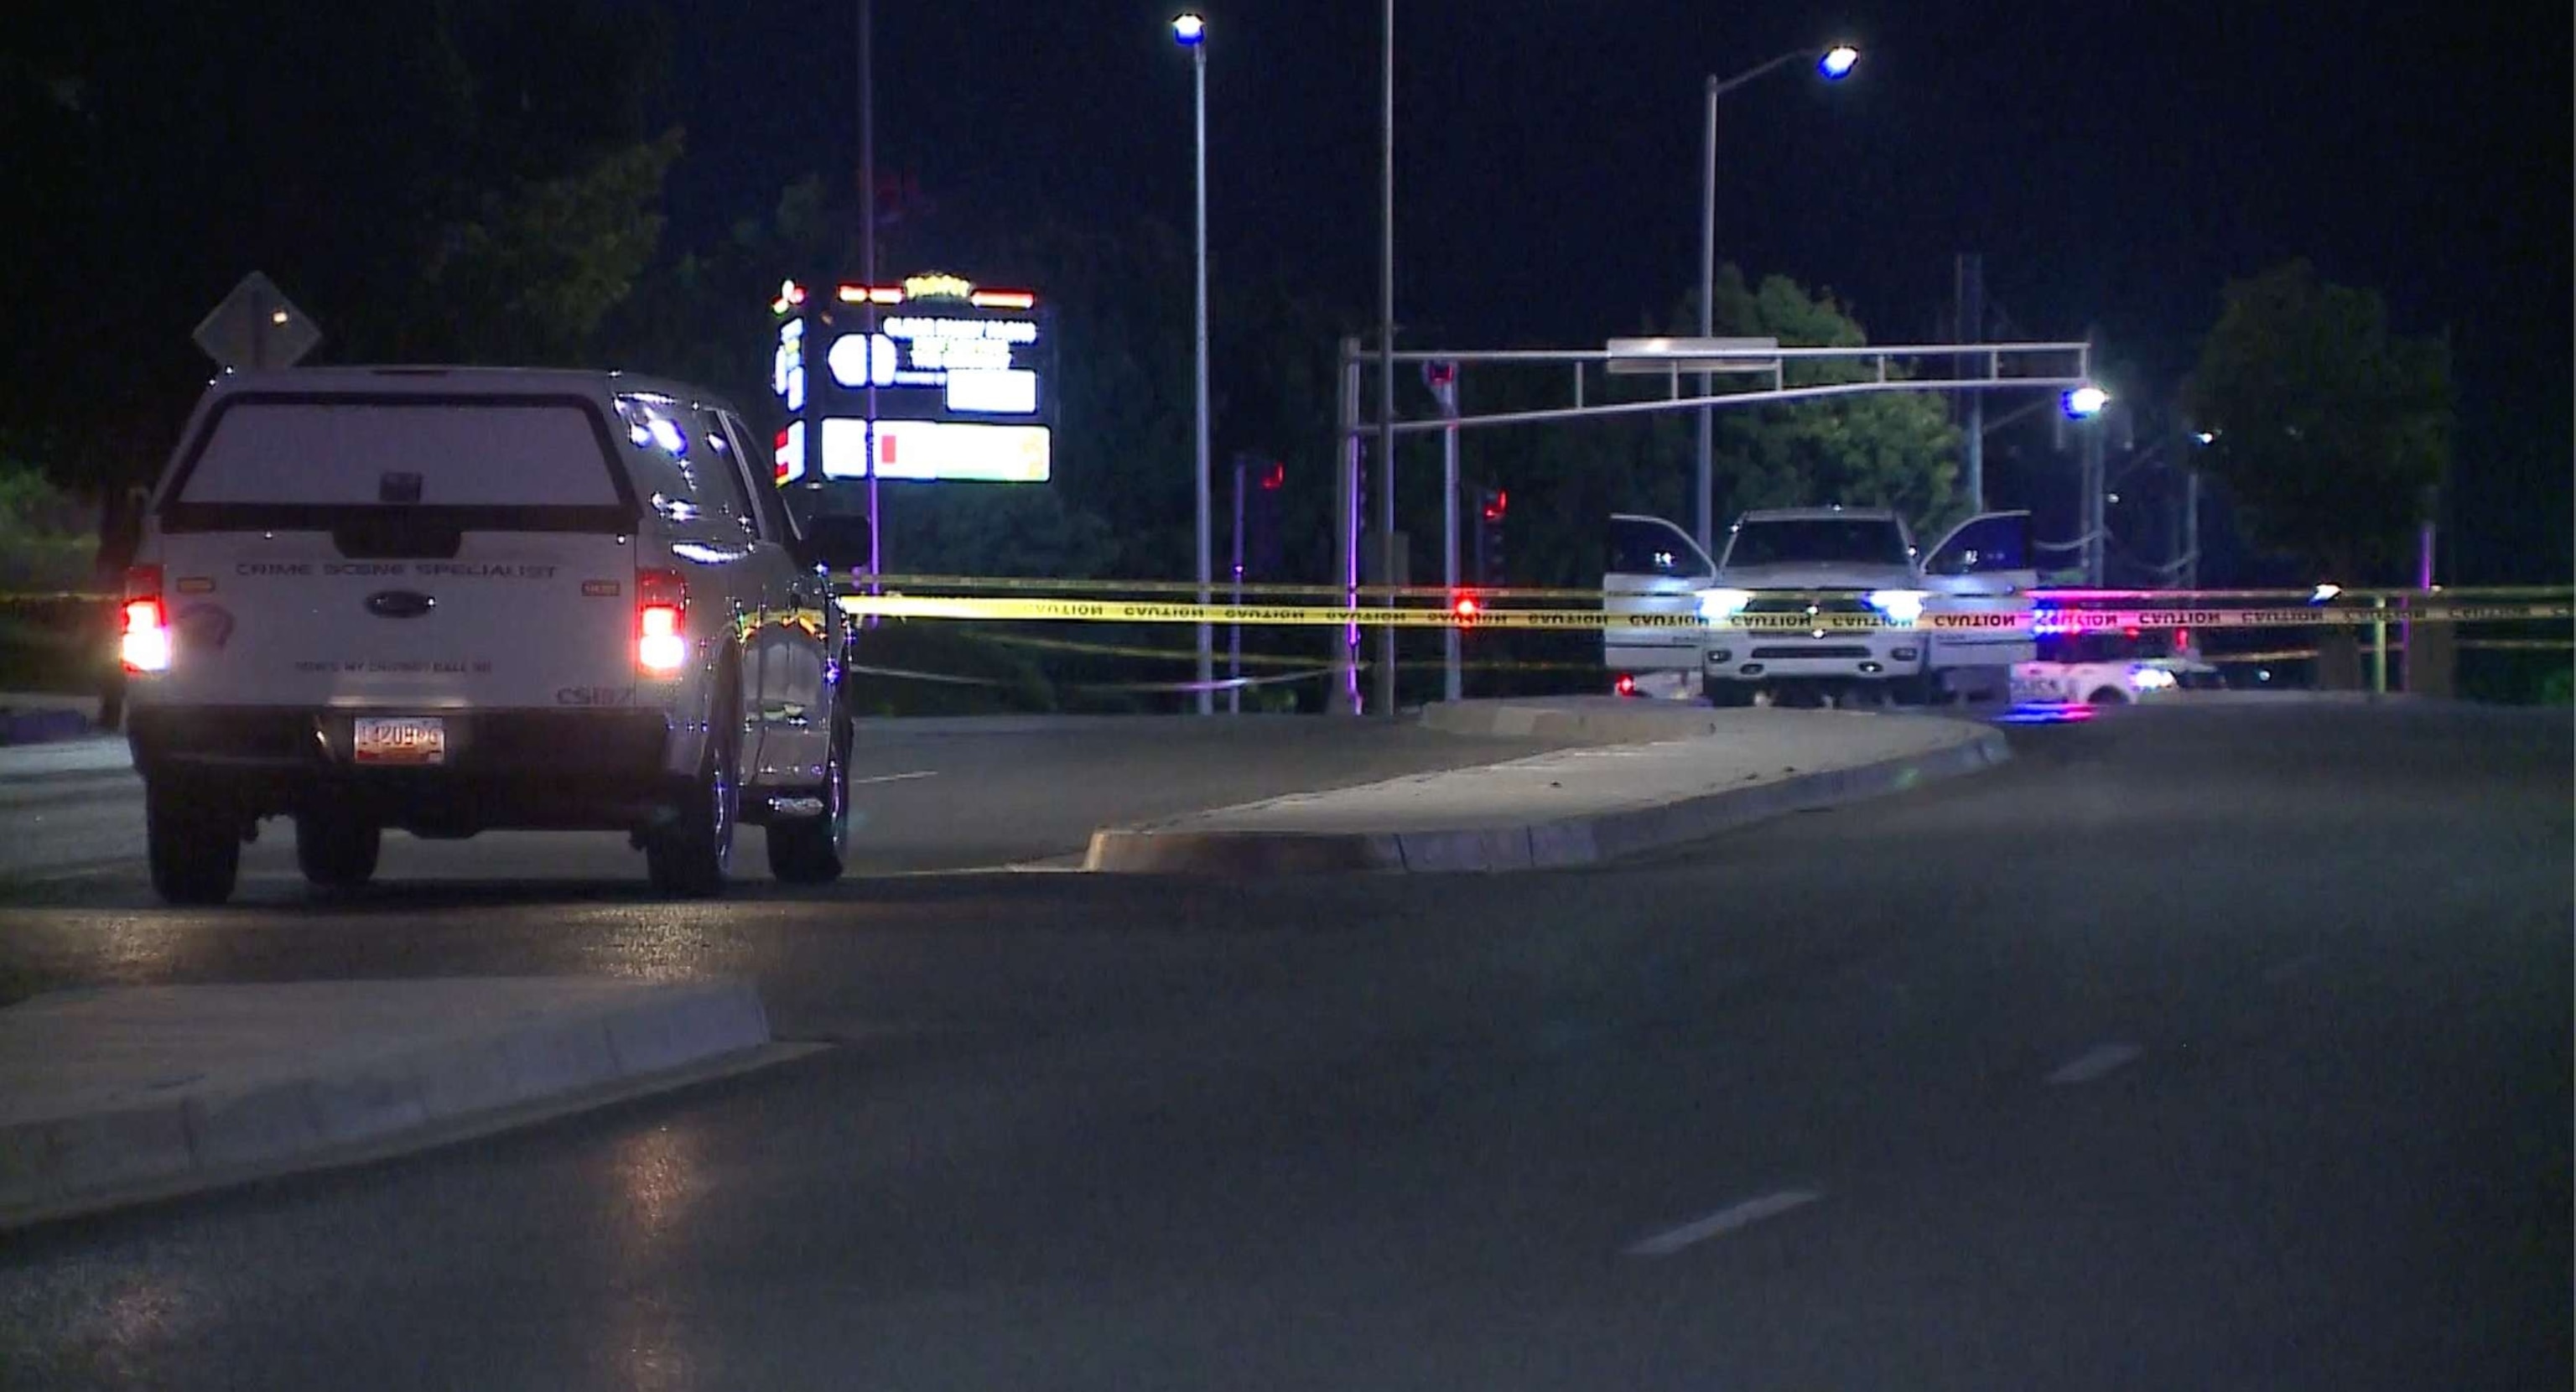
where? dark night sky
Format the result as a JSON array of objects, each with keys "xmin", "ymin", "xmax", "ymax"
[{"xmin": 664, "ymin": 0, "xmax": 2570, "ymax": 577}]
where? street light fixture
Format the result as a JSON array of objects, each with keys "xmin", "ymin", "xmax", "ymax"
[
  {"xmin": 1175, "ymin": 12, "xmax": 1213, "ymax": 713},
  {"xmin": 2064, "ymin": 383, "xmax": 2111, "ymax": 418},
  {"xmin": 1695, "ymin": 40, "xmax": 1860, "ymax": 551}
]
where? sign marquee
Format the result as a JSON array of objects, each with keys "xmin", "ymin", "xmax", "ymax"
[{"xmin": 770, "ymin": 273, "xmax": 1053, "ymax": 485}]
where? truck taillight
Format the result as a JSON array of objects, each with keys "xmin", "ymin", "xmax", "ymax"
[
  {"xmin": 122, "ymin": 565, "xmax": 170, "ymax": 673},
  {"xmin": 636, "ymin": 568, "xmax": 689, "ymax": 674}
]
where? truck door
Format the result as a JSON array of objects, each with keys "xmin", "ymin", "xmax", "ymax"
[
  {"xmin": 1602, "ymin": 514, "xmax": 1717, "ymax": 676},
  {"xmin": 1922, "ymin": 510, "xmax": 2039, "ymax": 672}
]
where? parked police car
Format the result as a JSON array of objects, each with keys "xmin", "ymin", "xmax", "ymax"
[
  {"xmin": 120, "ymin": 367, "xmax": 868, "ymax": 904},
  {"xmin": 2012, "ymin": 628, "xmax": 2228, "ymax": 704}
]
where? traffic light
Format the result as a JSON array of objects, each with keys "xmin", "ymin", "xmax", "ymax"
[{"xmin": 1473, "ymin": 486, "xmax": 1507, "ymax": 586}]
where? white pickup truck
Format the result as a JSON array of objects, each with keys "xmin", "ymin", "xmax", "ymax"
[
  {"xmin": 1604, "ymin": 506, "xmax": 2037, "ymax": 707},
  {"xmin": 122, "ymin": 366, "xmax": 870, "ymax": 904}
]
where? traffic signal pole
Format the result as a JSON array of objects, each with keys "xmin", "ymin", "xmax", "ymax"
[{"xmin": 1229, "ymin": 457, "xmax": 1245, "ymax": 714}]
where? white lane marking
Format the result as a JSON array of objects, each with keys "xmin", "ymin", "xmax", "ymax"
[
  {"xmin": 2046, "ymin": 1042, "xmax": 2145, "ymax": 1085},
  {"xmin": 850, "ymin": 771, "xmax": 938, "ymax": 787},
  {"xmin": 2261, "ymin": 952, "xmax": 2324, "ymax": 983},
  {"xmin": 1624, "ymin": 1188, "xmax": 1822, "ymax": 1258}
]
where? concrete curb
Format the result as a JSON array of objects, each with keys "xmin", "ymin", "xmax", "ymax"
[
  {"xmin": 1085, "ymin": 724, "xmax": 2011, "ymax": 875},
  {"xmin": 0, "ymin": 978, "xmax": 783, "ymax": 1228}
]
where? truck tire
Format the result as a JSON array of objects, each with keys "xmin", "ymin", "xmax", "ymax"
[
  {"xmin": 647, "ymin": 709, "xmax": 739, "ymax": 898},
  {"xmin": 148, "ymin": 782, "xmax": 241, "ymax": 906},
  {"xmin": 295, "ymin": 813, "xmax": 381, "ymax": 890},
  {"xmin": 766, "ymin": 714, "xmax": 851, "ymax": 885}
]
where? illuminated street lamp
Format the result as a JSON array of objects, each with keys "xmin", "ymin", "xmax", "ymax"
[
  {"xmin": 1695, "ymin": 41, "xmax": 1860, "ymax": 550},
  {"xmin": 2064, "ymin": 383, "xmax": 2111, "ymax": 418},
  {"xmin": 1174, "ymin": 12, "xmax": 1213, "ymax": 713}
]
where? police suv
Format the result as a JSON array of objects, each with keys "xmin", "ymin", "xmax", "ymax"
[
  {"xmin": 1604, "ymin": 506, "xmax": 2038, "ymax": 707},
  {"xmin": 120, "ymin": 367, "xmax": 868, "ymax": 904}
]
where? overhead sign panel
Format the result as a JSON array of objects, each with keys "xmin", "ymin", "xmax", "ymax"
[{"xmin": 1604, "ymin": 335, "xmax": 1779, "ymax": 375}]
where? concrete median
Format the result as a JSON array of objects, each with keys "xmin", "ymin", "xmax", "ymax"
[
  {"xmin": 1086, "ymin": 702, "xmax": 2010, "ymax": 875},
  {"xmin": 0, "ymin": 977, "xmax": 797, "ymax": 1228}
]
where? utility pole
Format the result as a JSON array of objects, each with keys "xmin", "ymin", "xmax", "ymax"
[
  {"xmin": 2183, "ymin": 467, "xmax": 2201, "ymax": 591},
  {"xmin": 2080, "ymin": 325, "xmax": 2104, "ymax": 587},
  {"xmin": 1957, "ymin": 253, "xmax": 1985, "ymax": 512},
  {"xmin": 1332, "ymin": 338, "xmax": 1363, "ymax": 717},
  {"xmin": 859, "ymin": 0, "xmax": 882, "ymax": 577},
  {"xmin": 1374, "ymin": 0, "xmax": 1398, "ymax": 719}
]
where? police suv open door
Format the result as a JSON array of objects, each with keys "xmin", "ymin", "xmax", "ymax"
[
  {"xmin": 1602, "ymin": 513, "xmax": 1716, "ymax": 678},
  {"xmin": 1921, "ymin": 510, "xmax": 2038, "ymax": 682}
]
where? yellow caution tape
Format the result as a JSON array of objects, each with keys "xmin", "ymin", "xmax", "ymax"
[
  {"xmin": 841, "ymin": 594, "xmax": 2574, "ymax": 632},
  {"xmin": 963, "ymin": 631, "xmax": 1338, "ymax": 669}
]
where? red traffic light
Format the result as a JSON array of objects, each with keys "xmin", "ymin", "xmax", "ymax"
[
  {"xmin": 1480, "ymin": 488, "xmax": 1508, "ymax": 522},
  {"xmin": 1259, "ymin": 461, "xmax": 1285, "ymax": 491}
]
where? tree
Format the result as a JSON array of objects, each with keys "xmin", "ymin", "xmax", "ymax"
[
  {"xmin": 2183, "ymin": 260, "xmax": 2452, "ymax": 579},
  {"xmin": 1705, "ymin": 267, "xmax": 1963, "ymax": 532},
  {"xmin": 1457, "ymin": 266, "xmax": 1961, "ymax": 590},
  {"xmin": 417, "ymin": 129, "xmax": 686, "ymax": 366}
]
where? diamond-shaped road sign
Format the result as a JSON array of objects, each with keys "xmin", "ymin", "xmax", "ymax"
[{"xmin": 194, "ymin": 272, "xmax": 321, "ymax": 370}]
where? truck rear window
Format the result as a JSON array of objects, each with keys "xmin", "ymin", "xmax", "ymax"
[{"xmin": 175, "ymin": 400, "xmax": 622, "ymax": 506}]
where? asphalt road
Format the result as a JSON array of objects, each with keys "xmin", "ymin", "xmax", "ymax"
[{"xmin": 1, "ymin": 703, "xmax": 2568, "ymax": 1389}]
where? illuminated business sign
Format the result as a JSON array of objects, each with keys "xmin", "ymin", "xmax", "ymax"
[{"xmin": 770, "ymin": 273, "xmax": 1052, "ymax": 485}]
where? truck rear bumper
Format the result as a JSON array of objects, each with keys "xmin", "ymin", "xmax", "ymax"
[{"xmin": 129, "ymin": 707, "xmax": 681, "ymax": 832}]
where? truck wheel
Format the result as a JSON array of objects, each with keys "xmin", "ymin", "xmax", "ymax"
[
  {"xmin": 148, "ymin": 783, "xmax": 241, "ymax": 906},
  {"xmin": 647, "ymin": 710, "xmax": 739, "ymax": 898},
  {"xmin": 766, "ymin": 715, "xmax": 851, "ymax": 885},
  {"xmin": 295, "ymin": 813, "xmax": 381, "ymax": 890},
  {"xmin": 1708, "ymin": 683, "xmax": 1753, "ymax": 709},
  {"xmin": 2086, "ymin": 687, "xmax": 2128, "ymax": 706}
]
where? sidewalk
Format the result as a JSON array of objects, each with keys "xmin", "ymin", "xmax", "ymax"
[
  {"xmin": 1087, "ymin": 702, "xmax": 2009, "ymax": 874},
  {"xmin": 1, "ymin": 978, "xmax": 800, "ymax": 1228}
]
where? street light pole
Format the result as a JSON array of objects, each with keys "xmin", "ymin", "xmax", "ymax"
[
  {"xmin": 1696, "ymin": 80, "xmax": 1718, "ymax": 552},
  {"xmin": 1176, "ymin": 14, "xmax": 1213, "ymax": 714},
  {"xmin": 1693, "ymin": 43, "xmax": 1857, "ymax": 553}
]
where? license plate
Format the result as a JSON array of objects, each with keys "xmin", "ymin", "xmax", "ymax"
[{"xmin": 354, "ymin": 716, "xmax": 447, "ymax": 766}]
